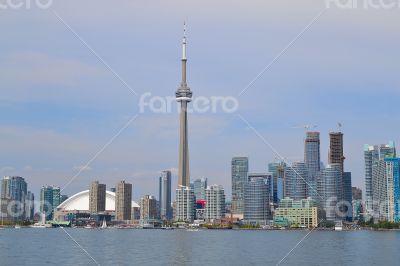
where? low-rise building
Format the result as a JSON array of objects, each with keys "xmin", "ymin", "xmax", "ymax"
[{"xmin": 273, "ymin": 197, "xmax": 318, "ymax": 228}]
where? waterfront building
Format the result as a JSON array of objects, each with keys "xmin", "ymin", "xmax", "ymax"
[
  {"xmin": 25, "ymin": 191, "xmax": 35, "ymax": 221},
  {"xmin": 371, "ymin": 158, "xmax": 400, "ymax": 222},
  {"xmin": 244, "ymin": 175, "xmax": 271, "ymax": 225},
  {"xmin": 89, "ymin": 181, "xmax": 106, "ymax": 214},
  {"xmin": 176, "ymin": 23, "xmax": 192, "ymax": 188},
  {"xmin": 205, "ymin": 185, "xmax": 226, "ymax": 221},
  {"xmin": 175, "ymin": 186, "xmax": 195, "ymax": 222},
  {"xmin": 317, "ymin": 164, "xmax": 342, "ymax": 222},
  {"xmin": 284, "ymin": 162, "xmax": 308, "ymax": 200},
  {"xmin": 231, "ymin": 156, "xmax": 249, "ymax": 216},
  {"xmin": 53, "ymin": 190, "xmax": 140, "ymax": 222},
  {"xmin": 352, "ymin": 200, "xmax": 363, "ymax": 221},
  {"xmin": 304, "ymin": 131, "xmax": 321, "ymax": 199},
  {"xmin": 193, "ymin": 178, "xmax": 207, "ymax": 201},
  {"xmin": 159, "ymin": 170, "xmax": 172, "ymax": 221},
  {"xmin": 329, "ymin": 132, "xmax": 345, "ymax": 172},
  {"xmin": 268, "ymin": 161, "xmax": 285, "ymax": 204},
  {"xmin": 364, "ymin": 142, "xmax": 396, "ymax": 215},
  {"xmin": 1, "ymin": 176, "xmax": 27, "ymax": 221},
  {"xmin": 115, "ymin": 181, "xmax": 132, "ymax": 221},
  {"xmin": 274, "ymin": 197, "xmax": 318, "ymax": 228},
  {"xmin": 343, "ymin": 172, "xmax": 353, "ymax": 221},
  {"xmin": 140, "ymin": 195, "xmax": 159, "ymax": 225},
  {"xmin": 40, "ymin": 186, "xmax": 60, "ymax": 221}
]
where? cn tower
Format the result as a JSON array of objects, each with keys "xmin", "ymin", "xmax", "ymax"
[{"xmin": 176, "ymin": 22, "xmax": 192, "ymax": 188}]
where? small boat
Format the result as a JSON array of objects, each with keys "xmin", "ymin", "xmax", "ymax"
[
  {"xmin": 186, "ymin": 228, "xmax": 200, "ymax": 232},
  {"xmin": 334, "ymin": 221, "xmax": 343, "ymax": 231},
  {"xmin": 84, "ymin": 224, "xmax": 94, "ymax": 229},
  {"xmin": 14, "ymin": 225, "xmax": 21, "ymax": 229}
]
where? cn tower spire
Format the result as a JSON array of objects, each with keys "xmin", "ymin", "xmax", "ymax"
[{"xmin": 176, "ymin": 21, "xmax": 192, "ymax": 188}]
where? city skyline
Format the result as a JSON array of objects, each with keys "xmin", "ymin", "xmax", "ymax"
[{"xmin": 1, "ymin": 0, "xmax": 399, "ymax": 201}]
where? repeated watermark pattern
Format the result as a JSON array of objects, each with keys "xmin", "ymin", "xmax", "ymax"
[
  {"xmin": 326, "ymin": 0, "xmax": 400, "ymax": 9},
  {"xmin": 0, "ymin": 0, "xmax": 52, "ymax": 9},
  {"xmin": 139, "ymin": 93, "xmax": 239, "ymax": 114}
]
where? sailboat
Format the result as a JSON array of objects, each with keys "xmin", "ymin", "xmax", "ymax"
[{"xmin": 101, "ymin": 218, "xmax": 107, "ymax": 229}]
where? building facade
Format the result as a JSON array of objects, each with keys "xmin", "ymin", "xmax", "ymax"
[
  {"xmin": 175, "ymin": 186, "xmax": 195, "ymax": 222},
  {"xmin": 1, "ymin": 176, "xmax": 28, "ymax": 221},
  {"xmin": 244, "ymin": 176, "xmax": 271, "ymax": 225},
  {"xmin": 284, "ymin": 162, "xmax": 308, "ymax": 200},
  {"xmin": 231, "ymin": 156, "xmax": 249, "ymax": 216},
  {"xmin": 205, "ymin": 185, "xmax": 225, "ymax": 221},
  {"xmin": 89, "ymin": 181, "xmax": 106, "ymax": 214},
  {"xmin": 159, "ymin": 170, "xmax": 172, "ymax": 221},
  {"xmin": 268, "ymin": 161, "xmax": 285, "ymax": 204},
  {"xmin": 140, "ymin": 195, "xmax": 159, "ymax": 225},
  {"xmin": 193, "ymin": 178, "xmax": 207, "ymax": 201},
  {"xmin": 115, "ymin": 181, "xmax": 132, "ymax": 221},
  {"xmin": 364, "ymin": 142, "xmax": 396, "ymax": 215},
  {"xmin": 304, "ymin": 131, "xmax": 321, "ymax": 198},
  {"xmin": 317, "ymin": 164, "xmax": 342, "ymax": 222},
  {"xmin": 274, "ymin": 197, "xmax": 318, "ymax": 228},
  {"xmin": 40, "ymin": 186, "xmax": 60, "ymax": 221}
]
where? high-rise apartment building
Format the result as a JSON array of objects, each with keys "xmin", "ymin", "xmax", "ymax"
[
  {"xmin": 231, "ymin": 156, "xmax": 249, "ymax": 216},
  {"xmin": 364, "ymin": 142, "xmax": 396, "ymax": 213},
  {"xmin": 175, "ymin": 186, "xmax": 195, "ymax": 222},
  {"xmin": 89, "ymin": 181, "xmax": 106, "ymax": 213},
  {"xmin": 244, "ymin": 176, "xmax": 271, "ymax": 225},
  {"xmin": 25, "ymin": 191, "xmax": 35, "ymax": 221},
  {"xmin": 268, "ymin": 161, "xmax": 285, "ymax": 204},
  {"xmin": 40, "ymin": 186, "xmax": 60, "ymax": 221},
  {"xmin": 140, "ymin": 195, "xmax": 159, "ymax": 224},
  {"xmin": 317, "ymin": 164, "xmax": 342, "ymax": 222},
  {"xmin": 159, "ymin": 170, "xmax": 172, "ymax": 221},
  {"xmin": 1, "ymin": 176, "xmax": 28, "ymax": 221},
  {"xmin": 115, "ymin": 181, "xmax": 132, "ymax": 221},
  {"xmin": 304, "ymin": 132, "xmax": 320, "ymax": 199},
  {"xmin": 205, "ymin": 185, "xmax": 226, "ymax": 221},
  {"xmin": 284, "ymin": 162, "xmax": 308, "ymax": 200},
  {"xmin": 193, "ymin": 178, "xmax": 207, "ymax": 201},
  {"xmin": 343, "ymin": 172, "xmax": 353, "ymax": 221},
  {"xmin": 329, "ymin": 132, "xmax": 345, "ymax": 172}
]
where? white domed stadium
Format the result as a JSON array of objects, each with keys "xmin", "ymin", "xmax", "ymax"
[{"xmin": 54, "ymin": 190, "xmax": 140, "ymax": 221}]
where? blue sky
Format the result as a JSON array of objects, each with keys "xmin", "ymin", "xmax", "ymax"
[{"xmin": 0, "ymin": 0, "xmax": 399, "ymax": 201}]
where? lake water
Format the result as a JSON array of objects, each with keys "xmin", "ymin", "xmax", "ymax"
[{"xmin": 0, "ymin": 229, "xmax": 399, "ymax": 265}]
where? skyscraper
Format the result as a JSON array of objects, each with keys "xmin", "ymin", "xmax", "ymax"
[
  {"xmin": 193, "ymin": 178, "xmax": 207, "ymax": 201},
  {"xmin": 176, "ymin": 23, "xmax": 192, "ymax": 188},
  {"xmin": 115, "ymin": 181, "xmax": 132, "ymax": 221},
  {"xmin": 364, "ymin": 142, "xmax": 396, "ymax": 214},
  {"xmin": 25, "ymin": 191, "xmax": 35, "ymax": 221},
  {"xmin": 284, "ymin": 162, "xmax": 308, "ymax": 200},
  {"xmin": 231, "ymin": 156, "xmax": 249, "ymax": 216},
  {"xmin": 205, "ymin": 185, "xmax": 226, "ymax": 221},
  {"xmin": 244, "ymin": 176, "xmax": 272, "ymax": 225},
  {"xmin": 89, "ymin": 181, "xmax": 106, "ymax": 214},
  {"xmin": 40, "ymin": 186, "xmax": 60, "ymax": 221},
  {"xmin": 159, "ymin": 170, "xmax": 172, "ymax": 221},
  {"xmin": 317, "ymin": 164, "xmax": 342, "ymax": 222},
  {"xmin": 268, "ymin": 161, "xmax": 285, "ymax": 204},
  {"xmin": 304, "ymin": 132, "xmax": 320, "ymax": 199},
  {"xmin": 175, "ymin": 186, "xmax": 195, "ymax": 222},
  {"xmin": 329, "ymin": 132, "xmax": 345, "ymax": 172},
  {"xmin": 140, "ymin": 195, "xmax": 159, "ymax": 225},
  {"xmin": 343, "ymin": 172, "xmax": 353, "ymax": 221}
]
